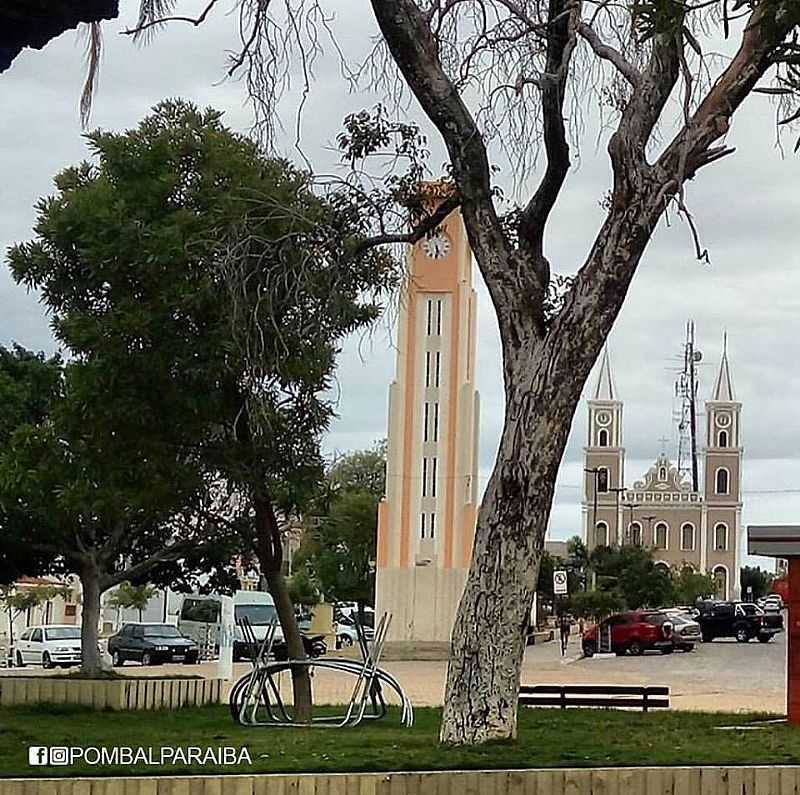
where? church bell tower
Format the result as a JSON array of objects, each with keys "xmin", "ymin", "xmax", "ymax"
[{"xmin": 375, "ymin": 183, "xmax": 480, "ymax": 643}]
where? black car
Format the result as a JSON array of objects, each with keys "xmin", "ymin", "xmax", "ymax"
[
  {"xmin": 695, "ymin": 600, "xmax": 783, "ymax": 643},
  {"xmin": 108, "ymin": 623, "xmax": 199, "ymax": 666}
]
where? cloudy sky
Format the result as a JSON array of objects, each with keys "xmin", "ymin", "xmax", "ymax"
[{"xmin": 2, "ymin": 1, "xmax": 798, "ymax": 570}]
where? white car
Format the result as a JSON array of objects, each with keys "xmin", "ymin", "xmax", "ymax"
[{"xmin": 13, "ymin": 624, "xmax": 84, "ymax": 669}]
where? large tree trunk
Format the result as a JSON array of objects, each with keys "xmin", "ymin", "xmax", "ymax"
[
  {"xmin": 253, "ymin": 494, "xmax": 313, "ymax": 723},
  {"xmin": 79, "ymin": 564, "xmax": 103, "ymax": 677}
]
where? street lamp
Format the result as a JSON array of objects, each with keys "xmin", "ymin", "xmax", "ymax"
[{"xmin": 623, "ymin": 502, "xmax": 640, "ymax": 544}]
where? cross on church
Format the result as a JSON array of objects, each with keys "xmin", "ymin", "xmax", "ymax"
[{"xmin": 658, "ymin": 436, "xmax": 670, "ymax": 454}]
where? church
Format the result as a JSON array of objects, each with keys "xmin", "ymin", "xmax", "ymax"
[{"xmin": 582, "ymin": 346, "xmax": 742, "ymax": 600}]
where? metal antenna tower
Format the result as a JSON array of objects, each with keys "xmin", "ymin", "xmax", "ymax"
[{"xmin": 674, "ymin": 320, "xmax": 702, "ymax": 491}]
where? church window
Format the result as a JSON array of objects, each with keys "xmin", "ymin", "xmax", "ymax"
[
  {"xmin": 423, "ymin": 402, "xmax": 430, "ymax": 442},
  {"xmin": 433, "ymin": 403, "xmax": 439, "ymax": 442},
  {"xmin": 598, "ymin": 429, "xmax": 609, "ymax": 447},
  {"xmin": 430, "ymin": 512, "xmax": 436, "ymax": 539},
  {"xmin": 629, "ymin": 522, "xmax": 642, "ymax": 545},
  {"xmin": 659, "ymin": 467, "xmax": 666, "ymax": 481},
  {"xmin": 422, "ymin": 457, "xmax": 428, "ymax": 497},
  {"xmin": 597, "ymin": 467, "xmax": 609, "ymax": 492},
  {"xmin": 435, "ymin": 351, "xmax": 441, "ymax": 387},
  {"xmin": 426, "ymin": 300, "xmax": 433, "ymax": 335},
  {"xmin": 654, "ymin": 522, "xmax": 668, "ymax": 550},
  {"xmin": 681, "ymin": 523, "xmax": 695, "ymax": 551},
  {"xmin": 715, "ymin": 468, "xmax": 730, "ymax": 495},
  {"xmin": 425, "ymin": 352, "xmax": 431, "ymax": 387},
  {"xmin": 420, "ymin": 513, "xmax": 426, "ymax": 539},
  {"xmin": 714, "ymin": 523, "xmax": 728, "ymax": 551},
  {"xmin": 718, "ymin": 430, "xmax": 728, "ymax": 448},
  {"xmin": 431, "ymin": 458, "xmax": 438, "ymax": 497},
  {"xmin": 595, "ymin": 522, "xmax": 608, "ymax": 547},
  {"xmin": 436, "ymin": 300, "xmax": 443, "ymax": 335}
]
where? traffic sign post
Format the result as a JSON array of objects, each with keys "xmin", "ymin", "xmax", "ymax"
[{"xmin": 553, "ymin": 570, "xmax": 568, "ymax": 596}]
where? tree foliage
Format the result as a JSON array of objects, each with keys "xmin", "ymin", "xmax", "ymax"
[{"xmin": 740, "ymin": 565, "xmax": 774, "ymax": 601}]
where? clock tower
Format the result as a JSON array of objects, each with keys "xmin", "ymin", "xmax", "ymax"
[{"xmin": 376, "ymin": 183, "xmax": 480, "ymax": 644}]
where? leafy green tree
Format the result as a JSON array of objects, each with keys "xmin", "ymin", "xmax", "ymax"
[
  {"xmin": 327, "ymin": 440, "xmax": 387, "ymax": 500},
  {"xmin": 287, "ymin": 567, "xmax": 321, "ymax": 608},
  {"xmin": 740, "ymin": 566, "xmax": 775, "ymax": 602},
  {"xmin": 568, "ymin": 590, "xmax": 623, "ymax": 621},
  {"xmin": 108, "ymin": 582, "xmax": 158, "ymax": 622},
  {"xmin": 672, "ymin": 568, "xmax": 717, "ymax": 606},
  {"xmin": 0, "ymin": 583, "xmax": 69, "ymax": 648},
  {"xmin": 7, "ymin": 100, "xmax": 394, "ymax": 711},
  {"xmin": 589, "ymin": 545, "xmax": 674, "ymax": 610}
]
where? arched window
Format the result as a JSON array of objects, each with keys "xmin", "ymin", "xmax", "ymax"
[
  {"xmin": 715, "ymin": 468, "xmax": 730, "ymax": 495},
  {"xmin": 718, "ymin": 430, "xmax": 728, "ymax": 448},
  {"xmin": 597, "ymin": 467, "xmax": 609, "ymax": 493},
  {"xmin": 681, "ymin": 523, "xmax": 695, "ymax": 551},
  {"xmin": 654, "ymin": 522, "xmax": 668, "ymax": 550},
  {"xmin": 629, "ymin": 522, "xmax": 642, "ymax": 546},
  {"xmin": 598, "ymin": 429, "xmax": 609, "ymax": 447},
  {"xmin": 595, "ymin": 521, "xmax": 608, "ymax": 547},
  {"xmin": 714, "ymin": 523, "xmax": 728, "ymax": 551},
  {"xmin": 659, "ymin": 467, "xmax": 667, "ymax": 481},
  {"xmin": 713, "ymin": 566, "xmax": 728, "ymax": 600}
]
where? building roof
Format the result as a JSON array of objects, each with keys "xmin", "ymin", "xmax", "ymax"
[
  {"xmin": 591, "ymin": 347, "xmax": 617, "ymax": 401},
  {"xmin": 711, "ymin": 336, "xmax": 735, "ymax": 402}
]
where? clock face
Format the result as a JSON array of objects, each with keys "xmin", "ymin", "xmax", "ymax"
[
  {"xmin": 596, "ymin": 412, "xmax": 611, "ymax": 426},
  {"xmin": 716, "ymin": 413, "xmax": 731, "ymax": 428},
  {"xmin": 422, "ymin": 232, "xmax": 451, "ymax": 260}
]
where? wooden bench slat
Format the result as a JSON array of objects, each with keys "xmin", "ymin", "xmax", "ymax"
[
  {"xmin": 519, "ymin": 696, "xmax": 670, "ymax": 709},
  {"xmin": 520, "ymin": 684, "xmax": 669, "ymax": 697}
]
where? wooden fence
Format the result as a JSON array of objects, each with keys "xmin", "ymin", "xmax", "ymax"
[
  {"xmin": 1, "ymin": 767, "xmax": 799, "ymax": 794},
  {"xmin": 0, "ymin": 676, "xmax": 222, "ymax": 710}
]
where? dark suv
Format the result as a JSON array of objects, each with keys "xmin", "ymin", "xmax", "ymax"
[
  {"xmin": 108, "ymin": 623, "xmax": 199, "ymax": 666},
  {"xmin": 582, "ymin": 611, "xmax": 675, "ymax": 657},
  {"xmin": 695, "ymin": 600, "xmax": 783, "ymax": 643}
]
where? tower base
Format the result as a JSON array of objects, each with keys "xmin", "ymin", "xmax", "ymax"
[{"xmin": 376, "ymin": 566, "xmax": 468, "ymax": 643}]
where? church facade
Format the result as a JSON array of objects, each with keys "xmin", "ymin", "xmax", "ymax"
[{"xmin": 582, "ymin": 346, "xmax": 742, "ymax": 600}]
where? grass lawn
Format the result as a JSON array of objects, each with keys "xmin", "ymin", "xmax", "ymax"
[{"xmin": 0, "ymin": 705, "xmax": 798, "ymax": 778}]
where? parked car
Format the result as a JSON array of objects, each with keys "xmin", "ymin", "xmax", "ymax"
[
  {"xmin": 759, "ymin": 594, "xmax": 784, "ymax": 613},
  {"xmin": 663, "ymin": 612, "xmax": 701, "ymax": 651},
  {"xmin": 12, "ymin": 624, "xmax": 86, "ymax": 668},
  {"xmin": 107, "ymin": 623, "xmax": 199, "ymax": 666},
  {"xmin": 695, "ymin": 600, "xmax": 783, "ymax": 643},
  {"xmin": 582, "ymin": 611, "xmax": 675, "ymax": 657},
  {"xmin": 335, "ymin": 613, "xmax": 375, "ymax": 649},
  {"xmin": 334, "ymin": 604, "xmax": 375, "ymax": 629}
]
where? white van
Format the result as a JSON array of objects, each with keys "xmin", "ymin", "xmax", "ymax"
[{"xmin": 177, "ymin": 591, "xmax": 283, "ymax": 660}]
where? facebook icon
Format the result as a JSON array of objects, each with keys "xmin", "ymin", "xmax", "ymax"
[{"xmin": 28, "ymin": 746, "xmax": 48, "ymax": 765}]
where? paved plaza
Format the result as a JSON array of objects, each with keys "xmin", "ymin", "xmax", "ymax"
[{"xmin": 2, "ymin": 632, "xmax": 786, "ymax": 713}]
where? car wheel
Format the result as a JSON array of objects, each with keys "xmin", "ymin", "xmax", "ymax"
[
  {"xmin": 701, "ymin": 633, "xmax": 713, "ymax": 643},
  {"xmin": 15, "ymin": 651, "xmax": 25, "ymax": 668},
  {"xmin": 628, "ymin": 640, "xmax": 644, "ymax": 656},
  {"xmin": 735, "ymin": 627, "xmax": 750, "ymax": 643},
  {"xmin": 111, "ymin": 650, "xmax": 123, "ymax": 667},
  {"xmin": 42, "ymin": 652, "xmax": 54, "ymax": 669},
  {"xmin": 583, "ymin": 642, "xmax": 596, "ymax": 658},
  {"xmin": 758, "ymin": 635, "xmax": 772, "ymax": 643},
  {"xmin": 141, "ymin": 651, "xmax": 152, "ymax": 666},
  {"xmin": 682, "ymin": 644, "xmax": 695, "ymax": 653},
  {"xmin": 338, "ymin": 634, "xmax": 353, "ymax": 648}
]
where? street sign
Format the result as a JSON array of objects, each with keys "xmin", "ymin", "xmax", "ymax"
[{"xmin": 553, "ymin": 570, "xmax": 568, "ymax": 596}]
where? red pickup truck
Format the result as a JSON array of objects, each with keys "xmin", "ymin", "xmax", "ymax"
[{"xmin": 582, "ymin": 611, "xmax": 675, "ymax": 657}]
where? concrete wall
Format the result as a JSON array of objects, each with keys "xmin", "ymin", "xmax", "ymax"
[
  {"xmin": 0, "ymin": 677, "xmax": 221, "ymax": 710},
  {"xmin": 3, "ymin": 766, "xmax": 800, "ymax": 794}
]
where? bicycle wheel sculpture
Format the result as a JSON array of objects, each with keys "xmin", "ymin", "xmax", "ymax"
[{"xmin": 229, "ymin": 612, "xmax": 413, "ymax": 728}]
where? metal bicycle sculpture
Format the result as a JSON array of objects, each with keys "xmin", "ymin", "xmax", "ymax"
[{"xmin": 229, "ymin": 611, "xmax": 413, "ymax": 728}]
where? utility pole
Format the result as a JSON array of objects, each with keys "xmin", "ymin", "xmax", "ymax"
[{"xmin": 676, "ymin": 320, "xmax": 702, "ymax": 491}]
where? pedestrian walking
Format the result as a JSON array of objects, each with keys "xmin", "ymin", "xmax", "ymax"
[{"xmin": 559, "ymin": 614, "xmax": 571, "ymax": 656}]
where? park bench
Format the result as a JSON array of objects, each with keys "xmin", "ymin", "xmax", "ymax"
[{"xmin": 519, "ymin": 684, "xmax": 670, "ymax": 712}]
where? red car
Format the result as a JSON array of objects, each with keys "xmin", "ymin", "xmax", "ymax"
[{"xmin": 582, "ymin": 611, "xmax": 675, "ymax": 657}]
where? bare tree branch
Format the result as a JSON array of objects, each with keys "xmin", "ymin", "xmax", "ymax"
[{"xmin": 577, "ymin": 20, "xmax": 641, "ymax": 87}]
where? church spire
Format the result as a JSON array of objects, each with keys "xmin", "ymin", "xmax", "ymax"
[
  {"xmin": 593, "ymin": 346, "xmax": 617, "ymax": 401},
  {"xmin": 712, "ymin": 334, "xmax": 735, "ymax": 402}
]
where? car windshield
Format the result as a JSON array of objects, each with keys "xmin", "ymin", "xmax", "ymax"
[
  {"xmin": 235, "ymin": 604, "xmax": 278, "ymax": 626},
  {"xmin": 738, "ymin": 604, "xmax": 760, "ymax": 616},
  {"xmin": 142, "ymin": 625, "xmax": 182, "ymax": 638},
  {"xmin": 44, "ymin": 627, "xmax": 81, "ymax": 641},
  {"xmin": 640, "ymin": 613, "xmax": 667, "ymax": 624}
]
